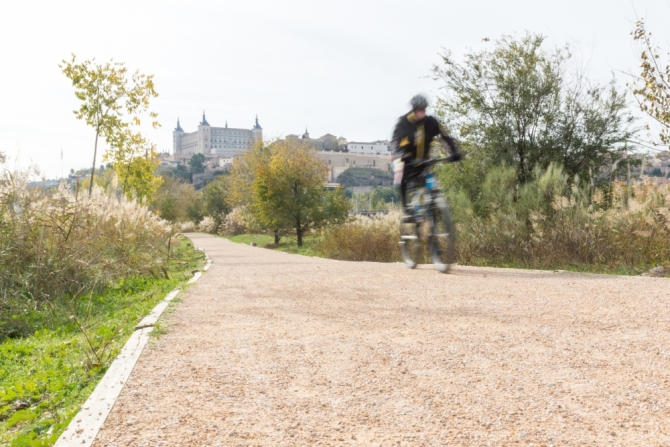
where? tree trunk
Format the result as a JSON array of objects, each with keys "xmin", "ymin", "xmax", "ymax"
[
  {"xmin": 296, "ymin": 216, "xmax": 303, "ymax": 247},
  {"xmin": 89, "ymin": 127, "xmax": 100, "ymax": 196},
  {"xmin": 517, "ymin": 146, "xmax": 527, "ymax": 184},
  {"xmin": 123, "ymin": 161, "xmax": 132, "ymax": 196},
  {"xmin": 274, "ymin": 230, "xmax": 280, "ymax": 245}
]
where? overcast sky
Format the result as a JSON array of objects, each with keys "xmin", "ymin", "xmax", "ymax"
[{"xmin": 1, "ymin": 0, "xmax": 668, "ymax": 178}]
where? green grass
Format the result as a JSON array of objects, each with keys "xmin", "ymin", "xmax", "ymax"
[
  {"xmin": 0, "ymin": 236, "xmax": 205, "ymax": 447},
  {"xmin": 460, "ymin": 257, "xmax": 662, "ymax": 276},
  {"xmin": 223, "ymin": 233, "xmax": 322, "ymax": 257}
]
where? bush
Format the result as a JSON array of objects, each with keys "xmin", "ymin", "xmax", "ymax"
[
  {"xmin": 0, "ymin": 162, "xmax": 172, "ymax": 339},
  {"xmin": 218, "ymin": 207, "xmax": 249, "ymax": 236},
  {"xmin": 197, "ymin": 216, "xmax": 218, "ymax": 234},
  {"xmin": 446, "ymin": 163, "xmax": 670, "ymax": 272},
  {"xmin": 318, "ymin": 212, "xmax": 400, "ymax": 262},
  {"xmin": 179, "ymin": 221, "xmax": 196, "ymax": 232},
  {"xmin": 150, "ymin": 176, "xmax": 197, "ymax": 222},
  {"xmin": 316, "ymin": 164, "xmax": 670, "ymax": 273}
]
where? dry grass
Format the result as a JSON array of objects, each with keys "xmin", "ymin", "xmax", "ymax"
[
  {"xmin": 0, "ymin": 161, "xmax": 173, "ymax": 338},
  {"xmin": 316, "ymin": 164, "xmax": 670, "ymax": 274},
  {"xmin": 450, "ymin": 164, "xmax": 670, "ymax": 272},
  {"xmin": 317, "ymin": 212, "xmax": 401, "ymax": 262},
  {"xmin": 218, "ymin": 207, "xmax": 251, "ymax": 236},
  {"xmin": 197, "ymin": 216, "xmax": 217, "ymax": 234}
]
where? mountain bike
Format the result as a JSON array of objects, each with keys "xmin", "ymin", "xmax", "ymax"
[{"xmin": 399, "ymin": 156, "xmax": 458, "ymax": 273}]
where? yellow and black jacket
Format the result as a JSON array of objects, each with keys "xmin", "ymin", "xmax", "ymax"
[{"xmin": 391, "ymin": 111, "xmax": 459, "ymax": 161}]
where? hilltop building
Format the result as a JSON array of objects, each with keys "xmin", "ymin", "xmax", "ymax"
[
  {"xmin": 173, "ymin": 112, "xmax": 262, "ymax": 157},
  {"xmin": 286, "ymin": 129, "xmax": 346, "ymax": 151},
  {"xmin": 346, "ymin": 140, "xmax": 392, "ymax": 155}
]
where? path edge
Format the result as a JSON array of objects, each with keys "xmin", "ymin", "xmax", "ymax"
[{"xmin": 53, "ymin": 242, "xmax": 211, "ymax": 447}]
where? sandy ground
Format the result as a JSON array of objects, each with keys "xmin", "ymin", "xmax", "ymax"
[{"xmin": 92, "ymin": 234, "xmax": 670, "ymax": 447}]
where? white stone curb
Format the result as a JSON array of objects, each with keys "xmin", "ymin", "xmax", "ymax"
[{"xmin": 54, "ymin": 250, "xmax": 211, "ymax": 447}]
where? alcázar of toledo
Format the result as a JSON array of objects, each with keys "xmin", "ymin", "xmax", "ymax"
[{"xmin": 166, "ymin": 113, "xmax": 393, "ymax": 184}]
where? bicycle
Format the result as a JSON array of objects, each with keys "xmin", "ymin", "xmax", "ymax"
[{"xmin": 398, "ymin": 156, "xmax": 458, "ymax": 273}]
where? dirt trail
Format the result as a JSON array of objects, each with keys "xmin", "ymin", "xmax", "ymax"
[{"xmin": 93, "ymin": 233, "xmax": 670, "ymax": 446}]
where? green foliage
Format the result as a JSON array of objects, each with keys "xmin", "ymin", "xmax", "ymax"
[
  {"xmin": 160, "ymin": 164, "xmax": 192, "ymax": 183},
  {"xmin": 200, "ymin": 175, "xmax": 231, "ymax": 225},
  {"xmin": 347, "ymin": 188, "xmax": 399, "ymax": 211},
  {"xmin": 189, "ymin": 154, "xmax": 206, "ymax": 175},
  {"xmin": 231, "ymin": 141, "xmax": 351, "ymax": 246},
  {"xmin": 336, "ymin": 167, "xmax": 393, "ymax": 188},
  {"xmin": 104, "ymin": 131, "xmax": 162, "ymax": 202},
  {"xmin": 439, "ymin": 163, "xmax": 670, "ymax": 271},
  {"xmin": 433, "ymin": 33, "xmax": 636, "ymax": 185},
  {"xmin": 0, "ymin": 238, "xmax": 205, "ymax": 446},
  {"xmin": 223, "ymin": 233, "xmax": 321, "ymax": 257},
  {"xmin": 59, "ymin": 55, "xmax": 159, "ymax": 195},
  {"xmin": 150, "ymin": 176, "xmax": 198, "ymax": 223},
  {"xmin": 631, "ymin": 18, "xmax": 670, "ymax": 148}
]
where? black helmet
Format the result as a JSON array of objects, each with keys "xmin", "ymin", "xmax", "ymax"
[{"xmin": 409, "ymin": 94, "xmax": 429, "ymax": 110}]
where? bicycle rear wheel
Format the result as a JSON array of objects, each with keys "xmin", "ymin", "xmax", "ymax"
[
  {"xmin": 399, "ymin": 216, "xmax": 421, "ymax": 269},
  {"xmin": 429, "ymin": 198, "xmax": 456, "ymax": 273}
]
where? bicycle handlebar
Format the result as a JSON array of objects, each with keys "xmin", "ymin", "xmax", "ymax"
[{"xmin": 407, "ymin": 154, "xmax": 461, "ymax": 168}]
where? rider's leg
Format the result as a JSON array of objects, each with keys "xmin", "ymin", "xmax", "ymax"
[{"xmin": 399, "ymin": 179, "xmax": 407, "ymax": 208}]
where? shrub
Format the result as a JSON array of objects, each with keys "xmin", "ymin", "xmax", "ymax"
[
  {"xmin": 446, "ymin": 163, "xmax": 670, "ymax": 271},
  {"xmin": 318, "ymin": 212, "xmax": 400, "ymax": 262},
  {"xmin": 219, "ymin": 207, "xmax": 249, "ymax": 236},
  {"xmin": 0, "ymin": 161, "xmax": 172, "ymax": 339},
  {"xmin": 150, "ymin": 176, "xmax": 197, "ymax": 222},
  {"xmin": 316, "ymin": 164, "xmax": 670, "ymax": 273},
  {"xmin": 197, "ymin": 216, "xmax": 217, "ymax": 234},
  {"xmin": 179, "ymin": 221, "xmax": 196, "ymax": 232}
]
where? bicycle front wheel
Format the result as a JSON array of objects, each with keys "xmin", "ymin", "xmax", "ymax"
[
  {"xmin": 399, "ymin": 217, "xmax": 421, "ymax": 269},
  {"xmin": 428, "ymin": 197, "xmax": 456, "ymax": 273}
]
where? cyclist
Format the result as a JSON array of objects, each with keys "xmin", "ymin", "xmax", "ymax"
[{"xmin": 391, "ymin": 94, "xmax": 462, "ymax": 211}]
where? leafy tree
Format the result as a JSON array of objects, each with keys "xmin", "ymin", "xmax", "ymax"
[
  {"xmin": 201, "ymin": 175, "xmax": 231, "ymax": 224},
  {"xmin": 160, "ymin": 164, "xmax": 193, "ymax": 182},
  {"xmin": 102, "ymin": 130, "xmax": 162, "ymax": 201},
  {"xmin": 60, "ymin": 54, "xmax": 158, "ymax": 195},
  {"xmin": 336, "ymin": 167, "xmax": 393, "ymax": 188},
  {"xmin": 631, "ymin": 18, "xmax": 670, "ymax": 149},
  {"xmin": 150, "ymin": 176, "xmax": 198, "ymax": 222},
  {"xmin": 229, "ymin": 144, "xmax": 292, "ymax": 243},
  {"xmin": 370, "ymin": 188, "xmax": 399, "ymax": 208},
  {"xmin": 189, "ymin": 153, "xmax": 206, "ymax": 174},
  {"xmin": 433, "ymin": 33, "xmax": 635, "ymax": 185},
  {"xmin": 232, "ymin": 141, "xmax": 350, "ymax": 246}
]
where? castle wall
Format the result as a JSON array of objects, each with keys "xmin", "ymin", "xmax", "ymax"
[
  {"xmin": 316, "ymin": 151, "xmax": 392, "ymax": 182},
  {"xmin": 174, "ymin": 119, "xmax": 262, "ymax": 157}
]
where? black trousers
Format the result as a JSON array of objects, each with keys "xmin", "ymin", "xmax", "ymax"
[{"xmin": 398, "ymin": 165, "xmax": 423, "ymax": 208}]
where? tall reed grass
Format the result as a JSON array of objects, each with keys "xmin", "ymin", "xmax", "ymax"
[
  {"xmin": 318, "ymin": 164, "xmax": 670, "ymax": 273},
  {"xmin": 450, "ymin": 164, "xmax": 670, "ymax": 271},
  {"xmin": 318, "ymin": 212, "xmax": 401, "ymax": 262},
  {"xmin": 0, "ymin": 162, "xmax": 172, "ymax": 338}
]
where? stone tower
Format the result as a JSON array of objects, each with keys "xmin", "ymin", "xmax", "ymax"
[
  {"xmin": 173, "ymin": 118, "xmax": 184, "ymax": 155},
  {"xmin": 197, "ymin": 111, "xmax": 211, "ymax": 154},
  {"xmin": 252, "ymin": 115, "xmax": 263, "ymax": 144}
]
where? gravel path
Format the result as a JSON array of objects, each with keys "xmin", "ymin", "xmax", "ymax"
[{"xmin": 93, "ymin": 234, "xmax": 670, "ymax": 446}]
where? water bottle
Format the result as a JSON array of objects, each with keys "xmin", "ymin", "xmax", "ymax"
[{"xmin": 426, "ymin": 173, "xmax": 436, "ymax": 190}]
